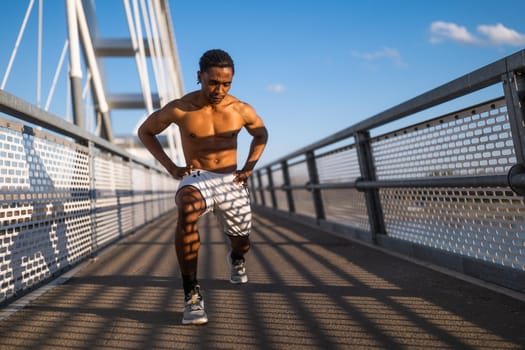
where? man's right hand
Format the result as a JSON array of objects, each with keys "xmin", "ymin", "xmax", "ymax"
[{"xmin": 171, "ymin": 165, "xmax": 194, "ymax": 180}]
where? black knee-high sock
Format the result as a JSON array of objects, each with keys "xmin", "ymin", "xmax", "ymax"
[
  {"xmin": 182, "ymin": 272, "xmax": 198, "ymax": 296},
  {"xmin": 230, "ymin": 250, "xmax": 244, "ymax": 262}
]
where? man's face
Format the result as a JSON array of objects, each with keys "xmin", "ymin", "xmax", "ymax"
[{"xmin": 198, "ymin": 66, "xmax": 233, "ymax": 105}]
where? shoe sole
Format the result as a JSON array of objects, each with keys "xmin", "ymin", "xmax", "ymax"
[
  {"xmin": 230, "ymin": 277, "xmax": 248, "ymax": 284},
  {"xmin": 182, "ymin": 316, "xmax": 208, "ymax": 325},
  {"xmin": 227, "ymin": 251, "xmax": 248, "ymax": 284}
]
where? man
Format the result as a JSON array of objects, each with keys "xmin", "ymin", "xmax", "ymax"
[{"xmin": 138, "ymin": 49, "xmax": 268, "ymax": 325}]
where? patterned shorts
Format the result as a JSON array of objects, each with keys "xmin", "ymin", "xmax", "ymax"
[{"xmin": 177, "ymin": 169, "xmax": 252, "ymax": 237}]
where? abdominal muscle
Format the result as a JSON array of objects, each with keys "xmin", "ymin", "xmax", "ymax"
[{"xmin": 183, "ymin": 139, "xmax": 238, "ymax": 173}]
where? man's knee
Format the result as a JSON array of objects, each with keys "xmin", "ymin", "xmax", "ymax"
[{"xmin": 176, "ymin": 186, "xmax": 205, "ymax": 218}]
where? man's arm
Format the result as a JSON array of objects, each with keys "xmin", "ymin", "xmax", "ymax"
[
  {"xmin": 138, "ymin": 105, "xmax": 191, "ymax": 179},
  {"xmin": 234, "ymin": 103, "xmax": 268, "ymax": 185}
]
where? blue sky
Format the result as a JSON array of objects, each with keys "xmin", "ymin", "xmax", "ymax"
[{"xmin": 1, "ymin": 0, "xmax": 525, "ymax": 167}]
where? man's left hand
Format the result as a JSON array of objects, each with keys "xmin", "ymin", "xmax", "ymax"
[{"xmin": 233, "ymin": 170, "xmax": 251, "ymax": 187}]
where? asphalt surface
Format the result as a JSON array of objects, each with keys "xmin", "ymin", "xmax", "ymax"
[{"xmin": 0, "ymin": 209, "xmax": 524, "ymax": 350}]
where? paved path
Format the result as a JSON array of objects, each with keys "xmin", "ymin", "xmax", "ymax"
[{"xmin": 0, "ymin": 210, "xmax": 524, "ymax": 349}]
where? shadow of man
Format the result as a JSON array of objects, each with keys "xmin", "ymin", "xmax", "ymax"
[{"xmin": 9, "ymin": 128, "xmax": 69, "ymax": 295}]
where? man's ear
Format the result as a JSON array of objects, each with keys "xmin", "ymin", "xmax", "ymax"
[{"xmin": 197, "ymin": 71, "xmax": 202, "ymax": 84}]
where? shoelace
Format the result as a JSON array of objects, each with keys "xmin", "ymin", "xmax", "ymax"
[
  {"xmin": 186, "ymin": 293, "xmax": 203, "ymax": 311},
  {"xmin": 188, "ymin": 293, "xmax": 199, "ymax": 304},
  {"xmin": 186, "ymin": 286, "xmax": 202, "ymax": 305},
  {"xmin": 233, "ymin": 260, "xmax": 245, "ymax": 273}
]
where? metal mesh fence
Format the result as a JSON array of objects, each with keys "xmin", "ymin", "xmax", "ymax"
[
  {"xmin": 370, "ymin": 99, "xmax": 524, "ymax": 270},
  {"xmin": 288, "ymin": 160, "xmax": 315, "ymax": 217},
  {"xmin": 316, "ymin": 144, "xmax": 369, "ymax": 230},
  {"xmin": 0, "ymin": 117, "xmax": 177, "ymax": 302},
  {"xmin": 270, "ymin": 167, "xmax": 288, "ymax": 210},
  {"xmin": 316, "ymin": 144, "xmax": 361, "ymax": 183},
  {"xmin": 253, "ymin": 98, "xmax": 525, "ymax": 272},
  {"xmin": 372, "ymin": 99, "xmax": 516, "ymax": 179},
  {"xmin": 380, "ymin": 186, "xmax": 525, "ymax": 269},
  {"xmin": 322, "ymin": 188, "xmax": 369, "ymax": 230}
]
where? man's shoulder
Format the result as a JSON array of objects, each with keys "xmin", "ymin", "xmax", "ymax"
[
  {"xmin": 227, "ymin": 96, "xmax": 255, "ymax": 116},
  {"xmin": 224, "ymin": 95, "xmax": 250, "ymax": 109},
  {"xmin": 166, "ymin": 92, "xmax": 200, "ymax": 111}
]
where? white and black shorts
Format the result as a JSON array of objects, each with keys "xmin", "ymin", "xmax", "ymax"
[{"xmin": 177, "ymin": 169, "xmax": 252, "ymax": 237}]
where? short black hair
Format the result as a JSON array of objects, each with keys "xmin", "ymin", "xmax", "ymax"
[{"xmin": 199, "ymin": 49, "xmax": 235, "ymax": 75}]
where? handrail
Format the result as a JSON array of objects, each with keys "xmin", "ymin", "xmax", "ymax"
[{"xmin": 272, "ymin": 174, "xmax": 510, "ymax": 191}]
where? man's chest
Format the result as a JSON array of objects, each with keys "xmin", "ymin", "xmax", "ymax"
[{"xmin": 182, "ymin": 111, "xmax": 243, "ymax": 138}]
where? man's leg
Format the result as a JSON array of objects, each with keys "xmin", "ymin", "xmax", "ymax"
[
  {"xmin": 229, "ymin": 236, "xmax": 250, "ymax": 258},
  {"xmin": 219, "ymin": 178, "xmax": 252, "ymax": 284},
  {"xmin": 175, "ymin": 185, "xmax": 206, "ymax": 292},
  {"xmin": 227, "ymin": 236, "xmax": 250, "ymax": 284},
  {"xmin": 175, "ymin": 185, "xmax": 208, "ymax": 325}
]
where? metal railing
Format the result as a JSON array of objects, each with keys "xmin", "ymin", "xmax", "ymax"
[
  {"xmin": 250, "ymin": 49, "xmax": 525, "ymax": 293},
  {"xmin": 0, "ymin": 90, "xmax": 178, "ymax": 303}
]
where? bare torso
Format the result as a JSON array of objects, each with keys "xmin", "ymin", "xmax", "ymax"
[
  {"xmin": 175, "ymin": 92, "xmax": 247, "ymax": 173},
  {"xmin": 138, "ymin": 64, "xmax": 267, "ymax": 183}
]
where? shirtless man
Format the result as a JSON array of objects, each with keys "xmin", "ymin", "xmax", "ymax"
[{"xmin": 138, "ymin": 49, "xmax": 268, "ymax": 325}]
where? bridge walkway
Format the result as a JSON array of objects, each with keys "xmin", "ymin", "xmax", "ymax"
[{"xmin": 0, "ymin": 210, "xmax": 524, "ymax": 350}]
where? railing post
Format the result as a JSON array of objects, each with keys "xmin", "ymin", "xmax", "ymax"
[
  {"xmin": 503, "ymin": 70, "xmax": 525, "ymax": 163},
  {"xmin": 87, "ymin": 140, "xmax": 98, "ymax": 256},
  {"xmin": 281, "ymin": 160, "xmax": 295, "ymax": 213},
  {"xmin": 306, "ymin": 150, "xmax": 325, "ymax": 220},
  {"xmin": 266, "ymin": 166, "xmax": 277, "ymax": 208},
  {"xmin": 249, "ymin": 171, "xmax": 258, "ymax": 205},
  {"xmin": 256, "ymin": 170, "xmax": 266, "ymax": 207},
  {"xmin": 355, "ymin": 131, "xmax": 385, "ymax": 243}
]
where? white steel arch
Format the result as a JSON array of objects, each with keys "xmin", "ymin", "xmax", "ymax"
[{"xmin": 67, "ymin": 0, "xmax": 185, "ymax": 165}]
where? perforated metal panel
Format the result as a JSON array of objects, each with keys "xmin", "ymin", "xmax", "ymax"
[
  {"xmin": 372, "ymin": 99, "xmax": 516, "ymax": 179},
  {"xmin": 155, "ymin": 174, "xmax": 176, "ymax": 215},
  {"xmin": 381, "ymin": 187, "xmax": 525, "ymax": 269},
  {"xmin": 322, "ymin": 189, "xmax": 369, "ymax": 230},
  {"xmin": 316, "ymin": 144, "xmax": 369, "ymax": 230},
  {"xmin": 371, "ymin": 99, "xmax": 525, "ymax": 270},
  {"xmin": 257, "ymin": 169, "xmax": 272, "ymax": 206},
  {"xmin": 94, "ymin": 153, "xmax": 133, "ymax": 248},
  {"xmin": 287, "ymin": 160, "xmax": 315, "ymax": 217},
  {"xmin": 288, "ymin": 159, "xmax": 309, "ymax": 186},
  {"xmin": 132, "ymin": 166, "xmax": 148, "ymax": 228},
  {"xmin": 0, "ymin": 116, "xmax": 178, "ymax": 302},
  {"xmin": 0, "ymin": 120, "xmax": 93, "ymax": 301},
  {"xmin": 316, "ymin": 144, "xmax": 361, "ymax": 183},
  {"xmin": 270, "ymin": 167, "xmax": 289, "ymax": 210}
]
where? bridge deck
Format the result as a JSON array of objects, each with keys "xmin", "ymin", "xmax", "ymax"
[{"xmin": 0, "ymin": 210, "xmax": 524, "ymax": 350}]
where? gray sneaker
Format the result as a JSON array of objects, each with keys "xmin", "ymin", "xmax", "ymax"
[
  {"xmin": 227, "ymin": 251, "xmax": 248, "ymax": 284},
  {"xmin": 182, "ymin": 285, "xmax": 208, "ymax": 325}
]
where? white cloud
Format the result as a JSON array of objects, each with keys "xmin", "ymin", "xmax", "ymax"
[
  {"xmin": 477, "ymin": 23, "xmax": 525, "ymax": 46},
  {"xmin": 429, "ymin": 21, "xmax": 478, "ymax": 44},
  {"xmin": 429, "ymin": 21, "xmax": 525, "ymax": 46},
  {"xmin": 352, "ymin": 47, "xmax": 407, "ymax": 68},
  {"xmin": 266, "ymin": 84, "xmax": 286, "ymax": 93}
]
